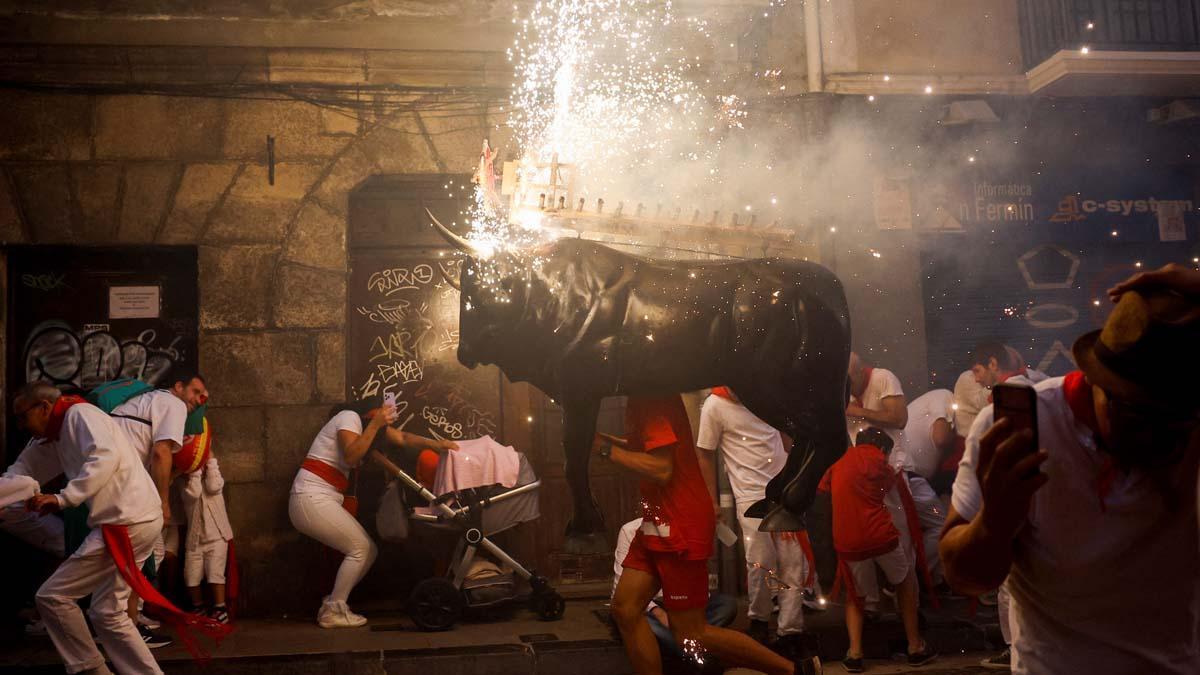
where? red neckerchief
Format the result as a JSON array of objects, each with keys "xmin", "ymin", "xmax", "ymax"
[
  {"xmin": 44, "ymin": 395, "xmax": 86, "ymax": 441},
  {"xmin": 1062, "ymin": 371, "xmax": 1117, "ymax": 511},
  {"xmin": 851, "ymin": 367, "xmax": 874, "ymax": 403},
  {"xmin": 710, "ymin": 386, "xmax": 735, "ymax": 400}
]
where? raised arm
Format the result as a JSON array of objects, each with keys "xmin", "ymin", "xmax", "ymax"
[
  {"xmin": 337, "ymin": 407, "xmax": 396, "ymax": 467},
  {"xmin": 847, "ymin": 394, "xmax": 909, "ymax": 430},
  {"xmin": 383, "ymin": 427, "xmax": 459, "ymax": 453},
  {"xmin": 594, "ymin": 432, "xmax": 674, "ymax": 486}
]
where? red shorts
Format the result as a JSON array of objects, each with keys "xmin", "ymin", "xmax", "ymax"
[{"xmin": 621, "ymin": 532, "xmax": 709, "ymax": 611}]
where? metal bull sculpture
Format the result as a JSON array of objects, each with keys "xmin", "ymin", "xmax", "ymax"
[{"xmin": 428, "ymin": 211, "xmax": 851, "ymax": 552}]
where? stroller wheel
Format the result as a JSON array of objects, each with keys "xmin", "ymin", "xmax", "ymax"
[
  {"xmin": 408, "ymin": 578, "xmax": 464, "ymax": 631},
  {"xmin": 534, "ymin": 591, "xmax": 566, "ymax": 621}
]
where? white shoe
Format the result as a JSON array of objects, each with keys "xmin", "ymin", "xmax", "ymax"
[
  {"xmin": 317, "ymin": 599, "xmax": 367, "ymax": 628},
  {"xmin": 136, "ymin": 613, "xmax": 161, "ymax": 630},
  {"xmin": 23, "ymin": 619, "xmax": 47, "ymax": 636}
]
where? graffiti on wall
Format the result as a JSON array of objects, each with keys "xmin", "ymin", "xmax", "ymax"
[
  {"xmin": 23, "ymin": 320, "xmax": 185, "ymax": 389},
  {"xmin": 350, "ymin": 257, "xmax": 498, "ymax": 441}
]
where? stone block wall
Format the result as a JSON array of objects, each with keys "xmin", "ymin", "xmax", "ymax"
[{"xmin": 0, "ymin": 87, "xmax": 507, "ymax": 615}]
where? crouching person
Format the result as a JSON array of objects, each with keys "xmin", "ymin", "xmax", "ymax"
[
  {"xmin": 183, "ymin": 448, "xmax": 233, "ymax": 624},
  {"xmin": 599, "ymin": 394, "xmax": 816, "ymax": 675}
]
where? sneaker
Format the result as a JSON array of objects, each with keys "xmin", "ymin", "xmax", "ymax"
[
  {"xmin": 842, "ymin": 652, "xmax": 864, "ymax": 673},
  {"xmin": 801, "ymin": 589, "xmax": 827, "ymax": 611},
  {"xmin": 209, "ymin": 606, "xmax": 230, "ymax": 624},
  {"xmin": 747, "ymin": 618, "xmax": 770, "ymax": 644},
  {"xmin": 907, "ymin": 642, "xmax": 938, "ymax": 667},
  {"xmin": 136, "ymin": 613, "xmax": 161, "ymax": 630},
  {"xmin": 317, "ymin": 599, "xmax": 367, "ymax": 628},
  {"xmin": 980, "ymin": 647, "xmax": 1011, "ymax": 670},
  {"xmin": 23, "ymin": 619, "xmax": 48, "ymax": 637},
  {"xmin": 137, "ymin": 624, "xmax": 173, "ymax": 649}
]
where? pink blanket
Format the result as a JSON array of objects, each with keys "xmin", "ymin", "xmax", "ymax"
[{"xmin": 432, "ymin": 436, "xmax": 521, "ymax": 496}]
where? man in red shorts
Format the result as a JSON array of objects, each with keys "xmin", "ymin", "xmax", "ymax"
[{"xmin": 598, "ymin": 394, "xmax": 814, "ymax": 675}]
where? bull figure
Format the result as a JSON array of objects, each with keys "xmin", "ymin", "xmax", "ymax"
[{"xmin": 429, "ymin": 212, "xmax": 850, "ymax": 553}]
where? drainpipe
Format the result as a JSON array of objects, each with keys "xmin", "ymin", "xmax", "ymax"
[{"xmin": 805, "ymin": 0, "xmax": 824, "ymax": 93}]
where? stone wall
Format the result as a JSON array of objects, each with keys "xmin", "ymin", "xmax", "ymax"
[{"xmin": 0, "ymin": 86, "xmax": 506, "ymax": 615}]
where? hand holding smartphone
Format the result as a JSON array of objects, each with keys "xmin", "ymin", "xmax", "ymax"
[
  {"xmin": 992, "ymin": 383, "xmax": 1040, "ymax": 475},
  {"xmin": 382, "ymin": 392, "xmax": 399, "ymax": 425}
]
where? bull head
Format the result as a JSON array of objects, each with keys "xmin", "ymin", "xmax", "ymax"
[{"xmin": 426, "ymin": 209, "xmax": 543, "ymax": 380}]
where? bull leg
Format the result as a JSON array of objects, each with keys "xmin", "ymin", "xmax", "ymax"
[{"xmin": 561, "ymin": 398, "xmax": 609, "ymax": 555}]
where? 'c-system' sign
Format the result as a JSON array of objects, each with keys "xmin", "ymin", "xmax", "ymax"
[{"xmin": 1049, "ymin": 195, "xmax": 1195, "ymax": 223}]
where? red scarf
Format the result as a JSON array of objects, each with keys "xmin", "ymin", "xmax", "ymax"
[
  {"xmin": 851, "ymin": 367, "xmax": 875, "ymax": 404},
  {"xmin": 102, "ymin": 526, "xmax": 232, "ymax": 662},
  {"xmin": 1062, "ymin": 370, "xmax": 1119, "ymax": 511},
  {"xmin": 710, "ymin": 386, "xmax": 735, "ymax": 400},
  {"xmin": 44, "ymin": 395, "xmax": 86, "ymax": 441}
]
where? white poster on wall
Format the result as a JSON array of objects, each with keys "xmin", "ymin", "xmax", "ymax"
[
  {"xmin": 109, "ymin": 286, "xmax": 161, "ymax": 319},
  {"xmin": 1158, "ymin": 200, "xmax": 1187, "ymax": 242},
  {"xmin": 874, "ymin": 176, "xmax": 913, "ymax": 230}
]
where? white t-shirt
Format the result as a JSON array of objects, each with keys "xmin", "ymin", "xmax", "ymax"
[
  {"xmin": 847, "ymin": 368, "xmax": 906, "ymax": 447},
  {"xmin": 952, "ymin": 370, "xmax": 989, "ymax": 436},
  {"xmin": 111, "ymin": 390, "xmax": 188, "ymax": 467},
  {"xmin": 892, "ymin": 389, "xmax": 955, "ymax": 478},
  {"xmin": 695, "ymin": 394, "xmax": 787, "ymax": 505},
  {"xmin": 291, "ymin": 410, "xmax": 364, "ymax": 496},
  {"xmin": 612, "ymin": 518, "xmax": 662, "ymax": 609},
  {"xmin": 953, "ymin": 376, "xmax": 1199, "ymax": 674}
]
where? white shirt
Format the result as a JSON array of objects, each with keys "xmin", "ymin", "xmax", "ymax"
[
  {"xmin": 6, "ymin": 404, "xmax": 161, "ymax": 527},
  {"xmin": 695, "ymin": 394, "xmax": 787, "ymax": 505},
  {"xmin": 953, "ymin": 376, "xmax": 1199, "ymax": 674},
  {"xmin": 612, "ymin": 518, "xmax": 662, "ymax": 610},
  {"xmin": 291, "ymin": 410, "xmax": 364, "ymax": 496},
  {"xmin": 111, "ymin": 389, "xmax": 188, "ymax": 467},
  {"xmin": 847, "ymin": 368, "xmax": 906, "ymax": 447},
  {"xmin": 952, "ymin": 370, "xmax": 989, "ymax": 436},
  {"xmin": 892, "ymin": 389, "xmax": 955, "ymax": 478}
]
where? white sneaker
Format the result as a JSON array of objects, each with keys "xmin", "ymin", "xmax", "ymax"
[
  {"xmin": 317, "ymin": 599, "xmax": 367, "ymax": 628},
  {"xmin": 24, "ymin": 619, "xmax": 47, "ymax": 636},
  {"xmin": 136, "ymin": 613, "xmax": 161, "ymax": 630}
]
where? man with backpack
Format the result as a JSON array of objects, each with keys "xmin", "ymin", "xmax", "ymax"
[{"xmin": 88, "ymin": 370, "xmax": 209, "ymax": 648}]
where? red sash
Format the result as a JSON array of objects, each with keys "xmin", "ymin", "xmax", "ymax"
[
  {"xmin": 301, "ymin": 458, "xmax": 349, "ymax": 492},
  {"xmin": 101, "ymin": 525, "xmax": 232, "ymax": 662}
]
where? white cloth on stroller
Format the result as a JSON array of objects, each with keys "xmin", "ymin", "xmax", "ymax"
[{"xmin": 432, "ymin": 436, "xmax": 520, "ymax": 496}]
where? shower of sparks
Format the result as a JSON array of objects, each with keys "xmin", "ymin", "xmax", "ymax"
[{"xmin": 681, "ymin": 638, "xmax": 708, "ymax": 666}]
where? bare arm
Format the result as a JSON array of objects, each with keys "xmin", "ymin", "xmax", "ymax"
[
  {"xmin": 931, "ymin": 418, "xmax": 955, "ymax": 461},
  {"xmin": 938, "ymin": 418, "xmax": 1049, "ymax": 596},
  {"xmin": 1108, "ymin": 262, "xmax": 1200, "ymax": 301},
  {"xmin": 151, "ymin": 440, "xmax": 178, "ymax": 520},
  {"xmin": 938, "ymin": 505, "xmax": 1013, "ymax": 596},
  {"xmin": 695, "ymin": 446, "xmax": 719, "ymax": 511},
  {"xmin": 383, "ymin": 427, "xmax": 459, "ymax": 453},
  {"xmin": 595, "ymin": 433, "xmax": 674, "ymax": 486},
  {"xmin": 338, "ymin": 417, "xmax": 388, "ymax": 467},
  {"xmin": 847, "ymin": 395, "xmax": 909, "ymax": 430}
]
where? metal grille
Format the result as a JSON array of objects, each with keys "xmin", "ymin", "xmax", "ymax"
[{"xmin": 1020, "ymin": 0, "xmax": 1200, "ymax": 67}]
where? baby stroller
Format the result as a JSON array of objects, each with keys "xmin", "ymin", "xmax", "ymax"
[{"xmin": 375, "ymin": 439, "xmax": 565, "ymax": 631}]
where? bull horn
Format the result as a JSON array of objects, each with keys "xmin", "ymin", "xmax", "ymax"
[
  {"xmin": 438, "ymin": 263, "xmax": 462, "ymax": 292},
  {"xmin": 426, "ymin": 208, "xmax": 480, "ymax": 256}
]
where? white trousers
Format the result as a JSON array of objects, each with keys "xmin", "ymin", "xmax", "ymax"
[
  {"xmin": 289, "ymin": 491, "xmax": 377, "ymax": 604},
  {"xmin": 184, "ymin": 538, "xmax": 229, "ymax": 586},
  {"xmin": 36, "ymin": 519, "xmax": 163, "ymax": 675},
  {"xmin": 999, "ymin": 580, "xmax": 1012, "ymax": 645},
  {"xmin": 906, "ymin": 474, "xmax": 946, "ymax": 586},
  {"xmin": 737, "ymin": 507, "xmax": 811, "ymax": 635}
]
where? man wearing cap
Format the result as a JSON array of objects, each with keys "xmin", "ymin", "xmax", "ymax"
[{"xmin": 939, "ymin": 287, "xmax": 1200, "ymax": 674}]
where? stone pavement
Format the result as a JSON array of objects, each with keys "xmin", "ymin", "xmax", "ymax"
[{"xmin": 0, "ymin": 592, "xmax": 1004, "ymax": 674}]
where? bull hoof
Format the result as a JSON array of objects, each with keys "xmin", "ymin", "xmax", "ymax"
[
  {"xmin": 758, "ymin": 505, "xmax": 808, "ymax": 532},
  {"xmin": 562, "ymin": 532, "xmax": 610, "ymax": 555}
]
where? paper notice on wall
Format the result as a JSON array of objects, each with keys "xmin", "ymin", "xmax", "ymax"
[
  {"xmin": 109, "ymin": 286, "xmax": 160, "ymax": 319},
  {"xmin": 874, "ymin": 177, "xmax": 913, "ymax": 230},
  {"xmin": 1158, "ymin": 201, "xmax": 1187, "ymax": 241}
]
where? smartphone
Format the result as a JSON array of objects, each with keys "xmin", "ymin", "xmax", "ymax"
[
  {"xmin": 383, "ymin": 392, "xmax": 397, "ymax": 410},
  {"xmin": 992, "ymin": 382, "xmax": 1039, "ymax": 463}
]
